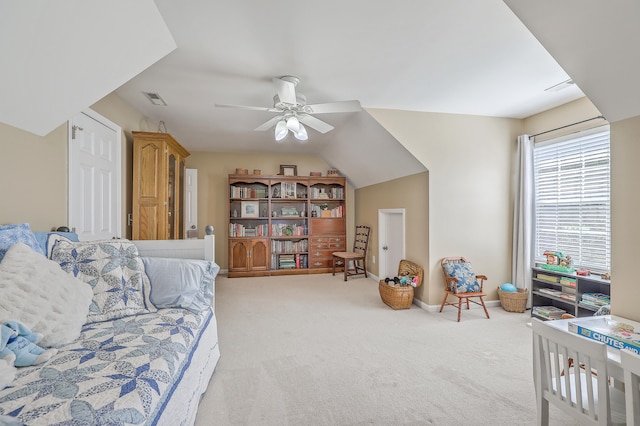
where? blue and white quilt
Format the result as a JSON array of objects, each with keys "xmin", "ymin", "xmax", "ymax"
[{"xmin": 0, "ymin": 308, "xmax": 213, "ymax": 425}]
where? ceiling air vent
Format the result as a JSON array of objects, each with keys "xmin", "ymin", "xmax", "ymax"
[
  {"xmin": 143, "ymin": 92, "xmax": 167, "ymax": 106},
  {"xmin": 544, "ymin": 79, "xmax": 575, "ymax": 93}
]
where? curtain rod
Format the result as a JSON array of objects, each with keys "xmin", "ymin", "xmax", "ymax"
[{"xmin": 530, "ymin": 115, "xmax": 607, "ymax": 138}]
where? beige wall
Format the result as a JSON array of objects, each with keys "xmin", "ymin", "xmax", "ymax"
[
  {"xmin": 610, "ymin": 116, "xmax": 640, "ymax": 322},
  {"xmin": 0, "ymin": 122, "xmax": 68, "ymax": 230},
  {"xmin": 355, "ymin": 172, "xmax": 429, "ymax": 301},
  {"xmin": 367, "ymin": 109, "xmax": 519, "ymax": 305},
  {"xmin": 185, "ymin": 152, "xmax": 353, "ymax": 270}
]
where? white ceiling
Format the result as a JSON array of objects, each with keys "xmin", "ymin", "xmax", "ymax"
[
  {"xmin": 114, "ymin": 0, "xmax": 584, "ymax": 157},
  {"xmin": 10, "ymin": 1, "xmax": 627, "ymax": 188},
  {"xmin": 504, "ymin": 0, "xmax": 640, "ymax": 123},
  {"xmin": 0, "ymin": 1, "xmax": 175, "ymax": 136}
]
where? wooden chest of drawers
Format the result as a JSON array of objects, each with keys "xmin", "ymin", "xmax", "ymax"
[{"xmin": 309, "ymin": 235, "xmax": 345, "ymax": 269}]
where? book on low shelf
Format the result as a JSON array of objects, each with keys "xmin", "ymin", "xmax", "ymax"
[
  {"xmin": 539, "ymin": 288, "xmax": 563, "ymax": 296},
  {"xmin": 568, "ymin": 316, "xmax": 640, "ymax": 354},
  {"xmin": 532, "ymin": 305, "xmax": 566, "ymax": 319},
  {"xmin": 581, "ymin": 292, "xmax": 610, "ymax": 306},
  {"xmin": 536, "ymin": 273, "xmax": 559, "ymax": 283}
]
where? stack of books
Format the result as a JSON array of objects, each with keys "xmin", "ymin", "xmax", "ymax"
[
  {"xmin": 278, "ymin": 254, "xmax": 296, "ymax": 269},
  {"xmin": 579, "ymin": 292, "xmax": 611, "ymax": 310},
  {"xmin": 532, "ymin": 305, "xmax": 566, "ymax": 319},
  {"xmin": 536, "ymin": 273, "xmax": 559, "ymax": 283},
  {"xmin": 539, "ymin": 288, "xmax": 563, "ymax": 297},
  {"xmin": 560, "ymin": 276, "xmax": 577, "ymax": 288}
]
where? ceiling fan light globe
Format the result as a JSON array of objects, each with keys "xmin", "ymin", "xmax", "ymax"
[
  {"xmin": 294, "ymin": 123, "xmax": 308, "ymax": 141},
  {"xmin": 275, "ymin": 120, "xmax": 288, "ymax": 141},
  {"xmin": 286, "ymin": 116, "xmax": 300, "ymax": 133}
]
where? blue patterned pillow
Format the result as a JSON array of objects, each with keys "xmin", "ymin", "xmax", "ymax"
[
  {"xmin": 443, "ymin": 262, "xmax": 480, "ymax": 293},
  {"xmin": 51, "ymin": 239, "xmax": 156, "ymax": 323},
  {"xmin": 0, "ymin": 223, "xmax": 44, "ymax": 261}
]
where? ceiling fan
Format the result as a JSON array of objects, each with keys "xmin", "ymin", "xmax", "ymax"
[{"xmin": 215, "ymin": 76, "xmax": 361, "ymax": 141}]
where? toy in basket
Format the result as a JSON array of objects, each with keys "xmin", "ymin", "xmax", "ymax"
[
  {"xmin": 379, "ymin": 260, "xmax": 423, "ymax": 309},
  {"xmin": 497, "ymin": 284, "xmax": 529, "ymax": 313}
]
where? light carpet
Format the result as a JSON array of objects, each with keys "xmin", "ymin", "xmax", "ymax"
[{"xmin": 195, "ymin": 274, "xmax": 577, "ymax": 425}]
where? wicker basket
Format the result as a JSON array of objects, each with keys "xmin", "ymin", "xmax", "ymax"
[
  {"xmin": 379, "ymin": 260, "xmax": 424, "ymax": 310},
  {"xmin": 497, "ymin": 287, "xmax": 529, "ymax": 313},
  {"xmin": 379, "ymin": 283, "xmax": 414, "ymax": 309}
]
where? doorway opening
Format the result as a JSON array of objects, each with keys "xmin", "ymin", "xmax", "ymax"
[{"xmin": 378, "ymin": 209, "xmax": 406, "ymax": 278}]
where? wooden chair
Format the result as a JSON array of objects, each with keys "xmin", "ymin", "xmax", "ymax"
[
  {"xmin": 621, "ymin": 348, "xmax": 640, "ymax": 425},
  {"xmin": 531, "ymin": 318, "xmax": 625, "ymax": 425},
  {"xmin": 440, "ymin": 257, "xmax": 490, "ymax": 322},
  {"xmin": 332, "ymin": 225, "xmax": 371, "ymax": 281}
]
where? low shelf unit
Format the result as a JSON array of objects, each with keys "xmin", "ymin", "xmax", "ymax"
[{"xmin": 531, "ymin": 266, "xmax": 610, "ymax": 320}]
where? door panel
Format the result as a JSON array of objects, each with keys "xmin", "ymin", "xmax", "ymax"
[
  {"xmin": 69, "ymin": 110, "xmax": 121, "ymax": 240},
  {"xmin": 229, "ymin": 240, "xmax": 248, "ymax": 271},
  {"xmin": 250, "ymin": 239, "xmax": 269, "ymax": 270},
  {"xmin": 379, "ymin": 209, "xmax": 405, "ymax": 278},
  {"xmin": 185, "ymin": 169, "xmax": 198, "ymax": 238}
]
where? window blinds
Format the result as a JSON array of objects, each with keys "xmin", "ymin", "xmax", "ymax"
[{"xmin": 533, "ymin": 125, "xmax": 610, "ymax": 272}]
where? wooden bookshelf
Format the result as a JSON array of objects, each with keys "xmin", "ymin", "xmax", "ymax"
[{"xmin": 228, "ymin": 174, "xmax": 346, "ymax": 277}]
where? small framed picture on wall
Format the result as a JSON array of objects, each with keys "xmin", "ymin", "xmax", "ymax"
[{"xmin": 280, "ymin": 165, "xmax": 297, "ymax": 176}]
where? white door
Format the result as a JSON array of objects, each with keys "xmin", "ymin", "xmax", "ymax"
[
  {"xmin": 68, "ymin": 110, "xmax": 122, "ymax": 241},
  {"xmin": 379, "ymin": 209, "xmax": 405, "ymax": 278},
  {"xmin": 185, "ymin": 168, "xmax": 198, "ymax": 238}
]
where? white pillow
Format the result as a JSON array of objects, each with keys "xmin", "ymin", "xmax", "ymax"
[{"xmin": 0, "ymin": 243, "xmax": 93, "ymax": 348}]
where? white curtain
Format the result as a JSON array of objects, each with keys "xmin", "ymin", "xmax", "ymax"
[{"xmin": 512, "ymin": 134, "xmax": 534, "ymax": 304}]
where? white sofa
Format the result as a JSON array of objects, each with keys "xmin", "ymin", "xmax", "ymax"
[{"xmin": 0, "ymin": 225, "xmax": 220, "ymax": 426}]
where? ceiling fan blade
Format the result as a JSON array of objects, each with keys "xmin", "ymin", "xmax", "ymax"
[
  {"xmin": 273, "ymin": 77, "xmax": 297, "ymax": 105},
  {"xmin": 305, "ymin": 100, "xmax": 362, "ymax": 114},
  {"xmin": 215, "ymin": 103, "xmax": 279, "ymax": 113},
  {"xmin": 254, "ymin": 115, "xmax": 284, "ymax": 131},
  {"xmin": 299, "ymin": 115, "xmax": 334, "ymax": 134}
]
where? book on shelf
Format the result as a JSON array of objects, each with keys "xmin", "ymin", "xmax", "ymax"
[
  {"xmin": 230, "ymin": 185, "xmax": 267, "ymax": 199},
  {"xmin": 278, "ymin": 254, "xmax": 296, "ymax": 269},
  {"xmin": 539, "ymin": 288, "xmax": 563, "ymax": 296},
  {"xmin": 559, "ymin": 277, "xmax": 577, "ymax": 287},
  {"xmin": 532, "ymin": 305, "xmax": 566, "ymax": 319},
  {"xmin": 568, "ymin": 316, "xmax": 640, "ymax": 354},
  {"xmin": 580, "ymin": 293, "xmax": 610, "ymax": 306},
  {"xmin": 536, "ymin": 273, "xmax": 559, "ymax": 283}
]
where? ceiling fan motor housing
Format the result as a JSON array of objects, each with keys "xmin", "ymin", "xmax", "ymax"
[{"xmin": 273, "ymin": 93, "xmax": 307, "ymax": 110}]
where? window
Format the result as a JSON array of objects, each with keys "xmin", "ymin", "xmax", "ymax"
[{"xmin": 533, "ymin": 125, "xmax": 610, "ymax": 272}]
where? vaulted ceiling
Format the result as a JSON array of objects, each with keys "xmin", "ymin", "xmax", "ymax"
[{"xmin": 5, "ymin": 1, "xmax": 636, "ymax": 188}]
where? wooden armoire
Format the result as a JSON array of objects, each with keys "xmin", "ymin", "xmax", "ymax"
[{"xmin": 132, "ymin": 131, "xmax": 190, "ymax": 240}]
